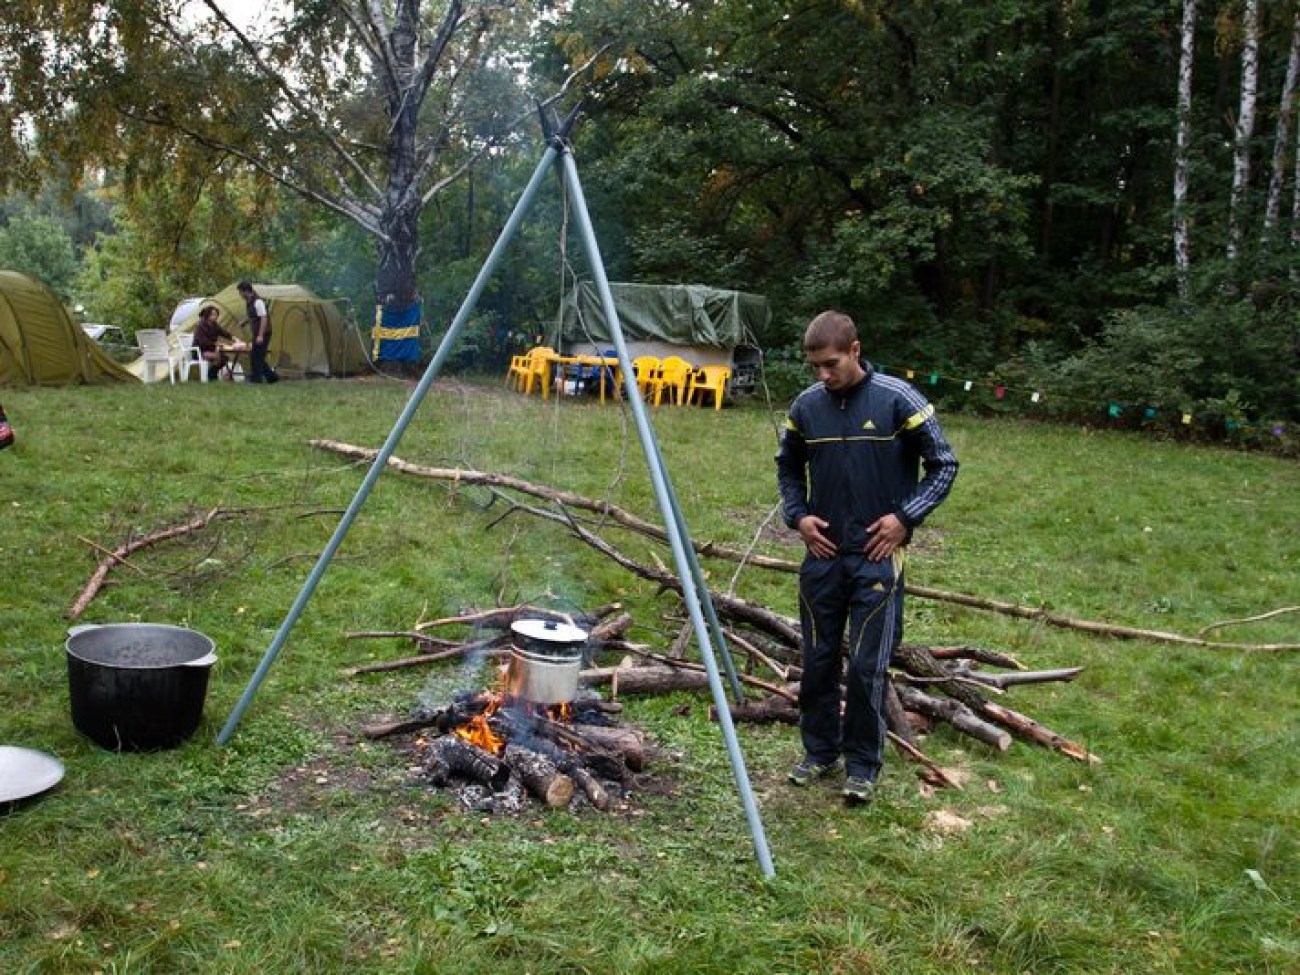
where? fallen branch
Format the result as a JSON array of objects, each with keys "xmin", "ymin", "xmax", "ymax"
[
  {"xmin": 952, "ymin": 665, "xmax": 1084, "ymax": 691},
  {"xmin": 979, "ymin": 702, "xmax": 1100, "ymax": 764},
  {"xmin": 309, "ymin": 441, "xmax": 1300, "ymax": 651},
  {"xmin": 69, "ymin": 508, "xmax": 228, "ymax": 619},
  {"xmin": 1197, "ymin": 605, "xmax": 1300, "ymax": 637}
]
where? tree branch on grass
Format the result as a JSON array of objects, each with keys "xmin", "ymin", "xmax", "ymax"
[{"xmin": 307, "ymin": 440, "xmax": 1300, "ymax": 651}]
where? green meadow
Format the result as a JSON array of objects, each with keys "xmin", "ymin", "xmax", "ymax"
[{"xmin": 0, "ymin": 376, "xmax": 1296, "ymax": 974}]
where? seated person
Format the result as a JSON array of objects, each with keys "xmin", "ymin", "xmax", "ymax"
[{"xmin": 192, "ymin": 306, "xmax": 243, "ymax": 378}]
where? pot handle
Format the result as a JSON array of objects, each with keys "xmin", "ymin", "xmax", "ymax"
[{"xmin": 184, "ymin": 652, "xmax": 218, "ymax": 668}]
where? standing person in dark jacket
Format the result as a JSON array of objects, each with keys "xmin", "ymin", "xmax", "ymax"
[
  {"xmin": 776, "ymin": 311, "xmax": 959, "ymax": 804},
  {"xmin": 237, "ymin": 281, "xmax": 278, "ymax": 384}
]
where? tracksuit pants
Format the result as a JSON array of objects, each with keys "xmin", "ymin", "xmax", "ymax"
[{"xmin": 797, "ymin": 551, "xmax": 904, "ymax": 782}]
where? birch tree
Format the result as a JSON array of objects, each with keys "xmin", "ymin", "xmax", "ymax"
[
  {"xmin": 1227, "ymin": 0, "xmax": 1261, "ymax": 261},
  {"xmin": 1263, "ymin": 9, "xmax": 1300, "ymax": 243},
  {"xmin": 1174, "ymin": 0, "xmax": 1198, "ymax": 297}
]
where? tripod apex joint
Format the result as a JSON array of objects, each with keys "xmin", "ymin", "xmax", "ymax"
[{"xmin": 538, "ymin": 100, "xmax": 582, "ymax": 149}]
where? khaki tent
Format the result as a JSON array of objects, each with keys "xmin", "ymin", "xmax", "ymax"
[
  {"xmin": 0, "ymin": 270, "xmax": 139, "ymax": 386},
  {"xmin": 164, "ymin": 282, "xmax": 368, "ymax": 379},
  {"xmin": 557, "ymin": 282, "xmax": 770, "ymax": 392}
]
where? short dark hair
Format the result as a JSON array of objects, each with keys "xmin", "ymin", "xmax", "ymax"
[
  {"xmin": 804, "ymin": 311, "xmax": 858, "ymax": 353},
  {"xmin": 237, "ymin": 280, "xmax": 254, "ymax": 293}
]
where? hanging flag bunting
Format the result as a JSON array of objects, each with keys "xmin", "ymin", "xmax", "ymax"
[{"xmin": 859, "ymin": 357, "xmax": 1286, "ymax": 444}]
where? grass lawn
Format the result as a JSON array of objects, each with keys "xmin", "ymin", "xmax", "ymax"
[{"xmin": 0, "ymin": 374, "xmax": 1297, "ymax": 974}]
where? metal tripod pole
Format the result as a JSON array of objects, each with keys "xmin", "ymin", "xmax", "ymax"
[
  {"xmin": 557, "ymin": 148, "xmax": 776, "ymax": 878},
  {"xmin": 217, "ymin": 143, "xmax": 562, "ymax": 745}
]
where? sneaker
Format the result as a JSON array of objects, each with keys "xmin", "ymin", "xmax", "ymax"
[
  {"xmin": 788, "ymin": 757, "xmax": 841, "ymax": 787},
  {"xmin": 842, "ymin": 775, "xmax": 875, "ymax": 805}
]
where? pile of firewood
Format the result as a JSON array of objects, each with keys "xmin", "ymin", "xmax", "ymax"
[{"xmin": 351, "ymin": 595, "xmax": 1096, "ymax": 808}]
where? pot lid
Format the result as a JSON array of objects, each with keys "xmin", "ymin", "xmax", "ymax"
[
  {"xmin": 510, "ymin": 618, "xmax": 588, "ymax": 644},
  {"xmin": 0, "ymin": 746, "xmax": 65, "ymax": 804}
]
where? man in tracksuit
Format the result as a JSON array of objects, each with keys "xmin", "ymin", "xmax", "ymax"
[{"xmin": 776, "ymin": 311, "xmax": 958, "ymax": 804}]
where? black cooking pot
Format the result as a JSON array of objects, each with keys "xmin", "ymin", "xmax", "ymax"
[{"xmin": 66, "ymin": 624, "xmax": 217, "ymax": 751}]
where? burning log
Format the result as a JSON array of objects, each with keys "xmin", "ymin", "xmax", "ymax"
[
  {"xmin": 502, "ymin": 743, "xmax": 575, "ymax": 807},
  {"xmin": 361, "ymin": 694, "xmax": 495, "ymax": 740},
  {"xmin": 553, "ymin": 723, "xmax": 646, "ymax": 773},
  {"xmin": 422, "ymin": 736, "xmax": 511, "ymax": 791},
  {"xmin": 566, "ymin": 764, "xmax": 612, "ymax": 811}
]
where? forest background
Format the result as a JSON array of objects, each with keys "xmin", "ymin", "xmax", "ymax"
[{"xmin": 1, "ymin": 0, "xmax": 1298, "ymax": 444}]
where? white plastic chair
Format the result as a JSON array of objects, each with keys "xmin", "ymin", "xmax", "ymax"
[
  {"xmin": 172, "ymin": 332, "xmax": 208, "ymax": 382},
  {"xmin": 136, "ymin": 329, "xmax": 173, "ymax": 384}
]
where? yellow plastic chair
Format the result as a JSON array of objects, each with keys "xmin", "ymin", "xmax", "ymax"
[
  {"xmin": 506, "ymin": 352, "xmax": 531, "ymax": 391},
  {"xmin": 518, "ymin": 346, "xmax": 559, "ymax": 400},
  {"xmin": 649, "ymin": 355, "xmax": 694, "ymax": 406},
  {"xmin": 687, "ymin": 364, "xmax": 732, "ymax": 410},
  {"xmin": 630, "ymin": 355, "xmax": 661, "ymax": 400}
]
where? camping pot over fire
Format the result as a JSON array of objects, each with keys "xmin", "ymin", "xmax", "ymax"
[
  {"xmin": 506, "ymin": 618, "xmax": 588, "ymax": 705},
  {"xmin": 66, "ymin": 623, "xmax": 217, "ymax": 752}
]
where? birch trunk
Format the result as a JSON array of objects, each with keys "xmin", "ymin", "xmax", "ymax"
[
  {"xmin": 1228, "ymin": 0, "xmax": 1261, "ymax": 262},
  {"xmin": 1174, "ymin": 0, "xmax": 1198, "ymax": 297},
  {"xmin": 1263, "ymin": 12, "xmax": 1300, "ymax": 243}
]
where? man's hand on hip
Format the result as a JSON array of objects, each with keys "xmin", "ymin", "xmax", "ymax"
[
  {"xmin": 864, "ymin": 514, "xmax": 906, "ymax": 561},
  {"xmin": 798, "ymin": 515, "xmax": 837, "ymax": 559}
]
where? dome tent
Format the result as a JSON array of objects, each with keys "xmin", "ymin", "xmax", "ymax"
[
  {"xmin": 168, "ymin": 282, "xmax": 368, "ymax": 379},
  {"xmin": 0, "ymin": 270, "xmax": 139, "ymax": 386}
]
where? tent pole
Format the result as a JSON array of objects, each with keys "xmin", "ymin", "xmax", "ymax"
[
  {"xmin": 557, "ymin": 147, "xmax": 776, "ymax": 879},
  {"xmin": 216, "ymin": 144, "xmax": 562, "ymax": 745}
]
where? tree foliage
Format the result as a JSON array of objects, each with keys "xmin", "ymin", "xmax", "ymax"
[
  {"xmin": 535, "ymin": 0, "xmax": 1300, "ymax": 423},
  {"xmin": 1, "ymin": 1, "xmax": 548, "ymax": 307}
]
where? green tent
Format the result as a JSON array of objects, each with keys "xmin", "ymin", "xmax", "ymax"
[
  {"xmin": 0, "ymin": 271, "xmax": 140, "ymax": 386},
  {"xmin": 164, "ymin": 282, "xmax": 368, "ymax": 379}
]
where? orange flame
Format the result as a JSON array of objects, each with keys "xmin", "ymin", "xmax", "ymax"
[
  {"xmin": 455, "ymin": 713, "xmax": 505, "ymax": 755},
  {"xmin": 453, "ymin": 692, "xmax": 505, "ymax": 754},
  {"xmin": 450, "ymin": 688, "xmax": 577, "ymax": 756}
]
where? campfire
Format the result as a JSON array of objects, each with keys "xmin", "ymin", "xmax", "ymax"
[{"xmin": 369, "ymin": 651, "xmax": 652, "ymax": 815}]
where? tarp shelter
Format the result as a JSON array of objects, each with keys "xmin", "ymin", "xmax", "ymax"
[
  {"xmin": 557, "ymin": 282, "xmax": 769, "ymax": 390},
  {"xmin": 165, "ymin": 283, "xmax": 368, "ymax": 379},
  {"xmin": 0, "ymin": 270, "xmax": 140, "ymax": 386}
]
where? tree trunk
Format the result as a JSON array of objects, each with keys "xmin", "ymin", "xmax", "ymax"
[
  {"xmin": 1174, "ymin": 0, "xmax": 1198, "ymax": 296},
  {"xmin": 1228, "ymin": 0, "xmax": 1261, "ymax": 262},
  {"xmin": 1263, "ymin": 12, "xmax": 1300, "ymax": 242}
]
